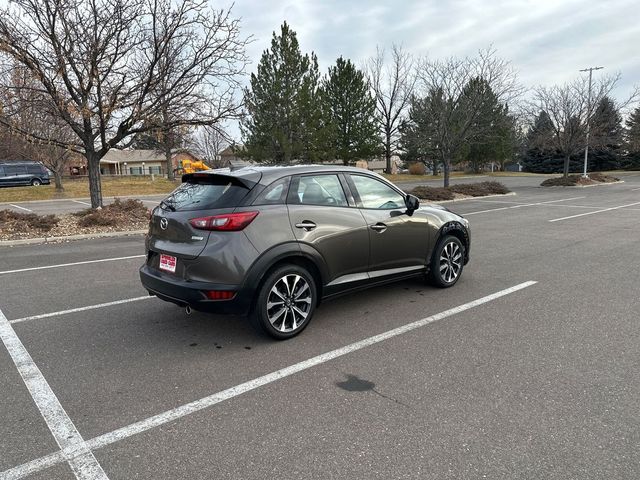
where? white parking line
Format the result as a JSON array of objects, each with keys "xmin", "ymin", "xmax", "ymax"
[
  {"xmin": 464, "ymin": 196, "xmax": 586, "ymax": 215},
  {"xmin": 1, "ymin": 281, "xmax": 537, "ymax": 479},
  {"xmin": 548, "ymin": 201, "xmax": 640, "ymax": 222},
  {"xmin": 10, "ymin": 296, "xmax": 154, "ymax": 325},
  {"xmin": 0, "ymin": 309, "xmax": 109, "ymax": 480},
  {"xmin": 0, "ymin": 255, "xmax": 145, "ymax": 275},
  {"xmin": 71, "ymin": 200, "xmax": 91, "ymax": 206},
  {"xmin": 9, "ymin": 204, "xmax": 33, "ymax": 213}
]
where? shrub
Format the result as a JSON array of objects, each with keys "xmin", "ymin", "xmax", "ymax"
[
  {"xmin": 409, "ymin": 186, "xmax": 455, "ymax": 201},
  {"xmin": 408, "ymin": 162, "xmax": 426, "ymax": 175},
  {"xmin": 75, "ymin": 198, "xmax": 148, "ymax": 227},
  {"xmin": 0, "ymin": 210, "xmax": 59, "ymax": 231},
  {"xmin": 450, "ymin": 181, "xmax": 511, "ymax": 196}
]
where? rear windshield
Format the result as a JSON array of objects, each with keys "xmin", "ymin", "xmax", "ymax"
[{"xmin": 161, "ymin": 176, "xmax": 252, "ymax": 211}]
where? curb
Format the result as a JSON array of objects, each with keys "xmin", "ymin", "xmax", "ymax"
[{"xmin": 0, "ymin": 230, "xmax": 147, "ymax": 247}]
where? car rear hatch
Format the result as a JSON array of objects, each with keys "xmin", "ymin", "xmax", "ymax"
[{"xmin": 148, "ymin": 170, "xmax": 261, "ymax": 260}]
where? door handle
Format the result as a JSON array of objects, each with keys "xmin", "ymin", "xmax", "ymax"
[
  {"xmin": 295, "ymin": 221, "xmax": 317, "ymax": 231},
  {"xmin": 370, "ymin": 222, "xmax": 387, "ymax": 233}
]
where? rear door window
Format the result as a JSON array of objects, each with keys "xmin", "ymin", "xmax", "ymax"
[
  {"xmin": 5, "ymin": 165, "xmax": 27, "ymax": 175},
  {"xmin": 289, "ymin": 174, "xmax": 348, "ymax": 207},
  {"xmin": 162, "ymin": 176, "xmax": 252, "ymax": 211}
]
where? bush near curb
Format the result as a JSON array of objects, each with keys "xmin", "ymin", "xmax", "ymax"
[
  {"xmin": 540, "ymin": 173, "xmax": 619, "ymax": 187},
  {"xmin": 409, "ymin": 181, "xmax": 510, "ymax": 201},
  {"xmin": 74, "ymin": 198, "xmax": 149, "ymax": 227},
  {"xmin": 0, "ymin": 210, "xmax": 59, "ymax": 231}
]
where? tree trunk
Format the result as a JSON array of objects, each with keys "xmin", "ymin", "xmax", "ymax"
[
  {"xmin": 53, "ymin": 171, "xmax": 64, "ymax": 192},
  {"xmin": 443, "ymin": 159, "xmax": 451, "ymax": 187},
  {"xmin": 563, "ymin": 155, "xmax": 570, "ymax": 178},
  {"xmin": 86, "ymin": 151, "xmax": 103, "ymax": 208},
  {"xmin": 165, "ymin": 144, "xmax": 174, "ymax": 181},
  {"xmin": 384, "ymin": 132, "xmax": 392, "ymax": 174}
]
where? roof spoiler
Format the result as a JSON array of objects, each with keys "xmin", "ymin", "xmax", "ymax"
[{"xmin": 181, "ymin": 171, "xmax": 261, "ymax": 189}]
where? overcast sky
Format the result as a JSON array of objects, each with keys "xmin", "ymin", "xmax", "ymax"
[{"xmin": 220, "ymin": 0, "xmax": 638, "ymax": 138}]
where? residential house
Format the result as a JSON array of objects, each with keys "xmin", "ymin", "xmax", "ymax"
[{"xmin": 99, "ymin": 149, "xmax": 202, "ymax": 175}]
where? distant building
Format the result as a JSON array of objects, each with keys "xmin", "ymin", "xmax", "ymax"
[
  {"xmin": 219, "ymin": 145, "xmax": 245, "ymax": 166},
  {"xmin": 99, "ymin": 149, "xmax": 202, "ymax": 175}
]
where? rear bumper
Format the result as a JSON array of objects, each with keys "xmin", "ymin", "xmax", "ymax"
[{"xmin": 139, "ymin": 265, "xmax": 252, "ymax": 315}]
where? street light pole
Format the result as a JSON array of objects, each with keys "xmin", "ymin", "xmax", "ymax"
[{"xmin": 580, "ymin": 66, "xmax": 604, "ymax": 178}]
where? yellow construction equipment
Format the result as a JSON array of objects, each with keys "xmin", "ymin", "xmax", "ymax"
[{"xmin": 180, "ymin": 159, "xmax": 210, "ymax": 174}]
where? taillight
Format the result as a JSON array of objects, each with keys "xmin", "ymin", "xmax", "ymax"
[{"xmin": 189, "ymin": 211, "xmax": 259, "ymax": 231}]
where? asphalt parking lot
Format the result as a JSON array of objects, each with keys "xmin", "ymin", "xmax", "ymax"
[
  {"xmin": 1, "ymin": 174, "xmax": 639, "ymax": 479},
  {"xmin": 0, "ymin": 195, "xmax": 168, "ymax": 216}
]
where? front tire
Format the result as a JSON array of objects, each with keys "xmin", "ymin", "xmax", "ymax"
[
  {"xmin": 251, "ymin": 264, "xmax": 317, "ymax": 339},
  {"xmin": 427, "ymin": 235, "xmax": 465, "ymax": 288},
  {"xmin": 31, "ymin": 179, "xmax": 42, "ymax": 186}
]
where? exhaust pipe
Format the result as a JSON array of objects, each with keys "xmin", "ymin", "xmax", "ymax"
[{"xmin": 185, "ymin": 305, "xmax": 192, "ymax": 315}]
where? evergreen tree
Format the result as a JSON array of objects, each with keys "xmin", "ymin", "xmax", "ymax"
[
  {"xmin": 242, "ymin": 22, "xmax": 328, "ymax": 163},
  {"xmin": 623, "ymin": 105, "xmax": 640, "ymax": 169},
  {"xmin": 588, "ymin": 96, "xmax": 623, "ymax": 171},
  {"xmin": 321, "ymin": 57, "xmax": 379, "ymax": 164},
  {"xmin": 522, "ymin": 111, "xmax": 566, "ymax": 173},
  {"xmin": 399, "ymin": 96, "xmax": 438, "ymax": 173}
]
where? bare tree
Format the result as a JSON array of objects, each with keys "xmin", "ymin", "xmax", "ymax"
[
  {"xmin": 366, "ymin": 45, "xmax": 416, "ymax": 174},
  {"xmin": 0, "ymin": 0, "xmax": 248, "ymax": 207},
  {"xmin": 415, "ymin": 48, "xmax": 523, "ymax": 186},
  {"xmin": 527, "ymin": 74, "xmax": 638, "ymax": 177},
  {"xmin": 189, "ymin": 123, "xmax": 231, "ymax": 168},
  {"xmin": 0, "ymin": 63, "xmax": 75, "ymax": 191}
]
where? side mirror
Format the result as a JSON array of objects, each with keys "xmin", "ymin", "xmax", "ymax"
[{"xmin": 405, "ymin": 194, "xmax": 420, "ymax": 215}]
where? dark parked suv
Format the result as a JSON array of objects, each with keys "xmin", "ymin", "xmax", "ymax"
[
  {"xmin": 140, "ymin": 165, "xmax": 470, "ymax": 339},
  {"xmin": 0, "ymin": 161, "xmax": 50, "ymax": 187}
]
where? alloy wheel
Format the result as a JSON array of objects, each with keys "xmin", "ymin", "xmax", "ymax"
[
  {"xmin": 439, "ymin": 241, "xmax": 463, "ymax": 283},
  {"xmin": 266, "ymin": 274, "xmax": 313, "ymax": 333}
]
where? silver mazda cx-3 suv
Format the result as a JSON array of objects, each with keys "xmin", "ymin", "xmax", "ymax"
[{"xmin": 140, "ymin": 165, "xmax": 470, "ymax": 339}]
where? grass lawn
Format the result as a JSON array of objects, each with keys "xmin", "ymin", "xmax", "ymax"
[{"xmin": 0, "ymin": 176, "xmax": 179, "ymax": 203}]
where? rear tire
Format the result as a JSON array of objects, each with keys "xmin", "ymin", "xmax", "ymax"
[
  {"xmin": 31, "ymin": 179, "xmax": 42, "ymax": 186},
  {"xmin": 427, "ymin": 235, "xmax": 465, "ymax": 288},
  {"xmin": 250, "ymin": 264, "xmax": 317, "ymax": 340}
]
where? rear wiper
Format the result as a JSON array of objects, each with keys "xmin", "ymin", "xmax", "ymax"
[{"xmin": 160, "ymin": 200, "xmax": 175, "ymax": 212}]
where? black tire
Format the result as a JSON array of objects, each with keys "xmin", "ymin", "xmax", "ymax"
[
  {"xmin": 31, "ymin": 178, "xmax": 42, "ymax": 186},
  {"xmin": 250, "ymin": 264, "xmax": 317, "ymax": 340},
  {"xmin": 427, "ymin": 235, "xmax": 465, "ymax": 288}
]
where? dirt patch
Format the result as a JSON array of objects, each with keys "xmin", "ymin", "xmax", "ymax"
[
  {"xmin": 409, "ymin": 181, "xmax": 511, "ymax": 201},
  {"xmin": 0, "ymin": 198, "xmax": 149, "ymax": 241},
  {"xmin": 541, "ymin": 173, "xmax": 620, "ymax": 187}
]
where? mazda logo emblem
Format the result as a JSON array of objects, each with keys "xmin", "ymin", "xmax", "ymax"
[{"xmin": 160, "ymin": 218, "xmax": 168, "ymax": 230}]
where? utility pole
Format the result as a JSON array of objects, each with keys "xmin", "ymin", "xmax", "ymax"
[{"xmin": 580, "ymin": 66, "xmax": 604, "ymax": 178}]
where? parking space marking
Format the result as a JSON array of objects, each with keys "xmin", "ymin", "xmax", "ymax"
[
  {"xmin": 9, "ymin": 296, "xmax": 154, "ymax": 325},
  {"xmin": 71, "ymin": 200, "xmax": 92, "ymax": 206},
  {"xmin": 464, "ymin": 197, "xmax": 586, "ymax": 215},
  {"xmin": 8, "ymin": 204, "xmax": 33, "ymax": 213},
  {"xmin": 548, "ymin": 201, "xmax": 640, "ymax": 222},
  {"xmin": 631, "ymin": 187, "xmax": 640, "ymax": 191},
  {"xmin": 1, "ymin": 281, "xmax": 537, "ymax": 479},
  {"xmin": 0, "ymin": 255, "xmax": 145, "ymax": 275},
  {"xmin": 0, "ymin": 309, "xmax": 109, "ymax": 480},
  {"xmin": 468, "ymin": 198, "xmax": 602, "ymax": 210}
]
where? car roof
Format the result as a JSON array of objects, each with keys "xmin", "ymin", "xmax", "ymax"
[{"xmin": 207, "ymin": 164, "xmax": 385, "ymax": 184}]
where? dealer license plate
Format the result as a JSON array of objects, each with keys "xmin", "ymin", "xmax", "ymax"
[{"xmin": 159, "ymin": 254, "xmax": 177, "ymax": 273}]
